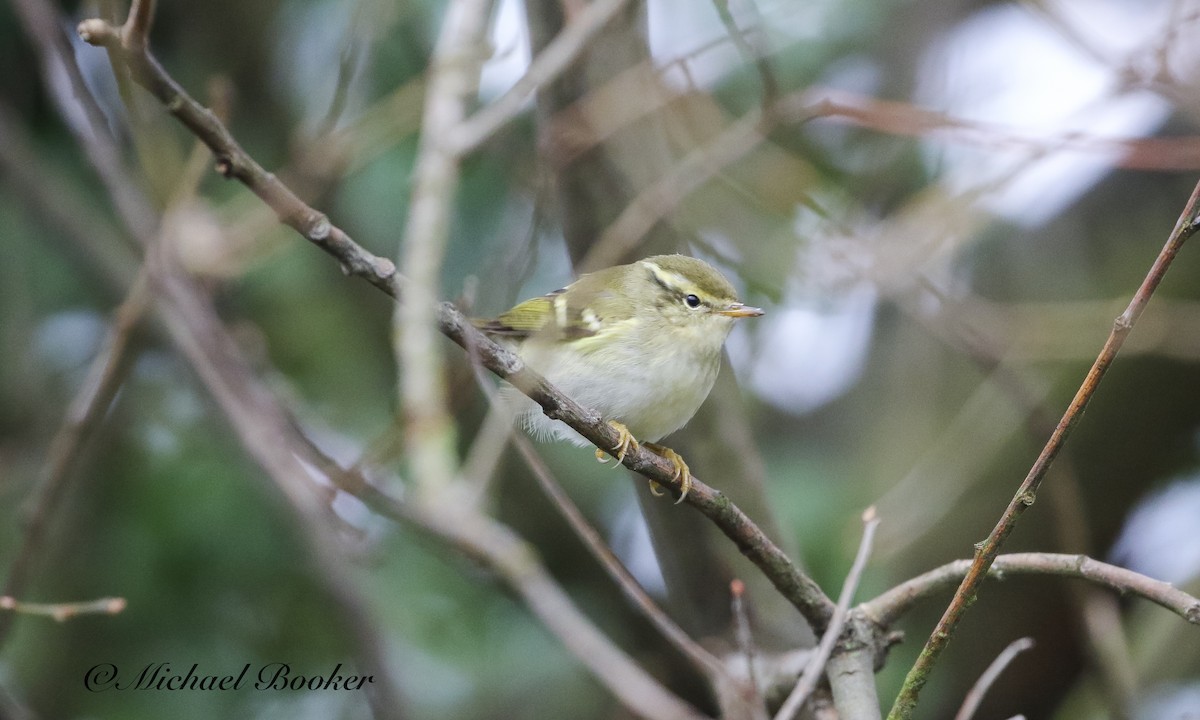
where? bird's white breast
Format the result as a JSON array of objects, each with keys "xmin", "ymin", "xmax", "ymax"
[{"xmin": 513, "ymin": 318, "xmax": 728, "ymax": 445}]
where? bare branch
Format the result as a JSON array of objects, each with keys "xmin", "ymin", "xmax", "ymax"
[
  {"xmin": 862, "ymin": 552, "xmax": 1200, "ymax": 628},
  {"xmin": 903, "ymin": 279, "xmax": 1138, "ymax": 714},
  {"xmin": 148, "ymin": 248, "xmax": 410, "ymax": 719},
  {"xmin": 954, "ymin": 637, "xmax": 1035, "ymax": 720},
  {"xmin": 887, "ymin": 179, "xmax": 1200, "ymax": 719},
  {"xmin": 75, "ymin": 16, "xmax": 399, "ymax": 295},
  {"xmin": 42, "ymin": 5, "xmax": 713, "ymax": 714},
  {"xmin": 141, "ymin": 238, "xmax": 704, "ymax": 720}
]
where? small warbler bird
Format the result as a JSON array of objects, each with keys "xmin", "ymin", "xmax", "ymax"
[{"xmin": 477, "ymin": 254, "xmax": 763, "ymax": 503}]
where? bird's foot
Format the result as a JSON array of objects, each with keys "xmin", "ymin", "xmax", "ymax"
[
  {"xmin": 595, "ymin": 420, "xmax": 639, "ymax": 467},
  {"xmin": 644, "ymin": 443, "xmax": 691, "ymax": 505}
]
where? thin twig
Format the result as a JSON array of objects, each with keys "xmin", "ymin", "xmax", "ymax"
[
  {"xmin": 954, "ymin": 637, "xmax": 1035, "ymax": 720},
  {"xmin": 709, "ymin": 0, "xmax": 779, "ymax": 111},
  {"xmin": 0, "ymin": 596, "xmax": 126, "ymax": 622},
  {"xmin": 730, "ymin": 579, "xmax": 762, "ymax": 704},
  {"xmin": 0, "ymin": 272, "xmax": 148, "ymax": 648},
  {"xmin": 791, "ymin": 89, "xmax": 1200, "ymax": 172},
  {"xmin": 862, "ymin": 552, "xmax": 1200, "ymax": 628},
  {"xmin": 450, "ymin": 0, "xmax": 632, "ymax": 154},
  {"xmin": 121, "ymin": 0, "xmax": 155, "ymax": 50},
  {"xmin": 73, "ymin": 16, "xmax": 838, "ymax": 632},
  {"xmin": 908, "ymin": 278, "xmax": 1138, "ymax": 713},
  {"xmin": 776, "ymin": 508, "xmax": 880, "ymax": 720},
  {"xmin": 887, "ymin": 179, "xmax": 1200, "ymax": 720}
]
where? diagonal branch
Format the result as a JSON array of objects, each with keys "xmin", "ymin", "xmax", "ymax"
[
  {"xmin": 75, "ymin": 18, "xmax": 399, "ymax": 296},
  {"xmin": 76, "ymin": 14, "xmax": 837, "ymax": 634},
  {"xmin": 886, "ymin": 178, "xmax": 1200, "ymax": 719}
]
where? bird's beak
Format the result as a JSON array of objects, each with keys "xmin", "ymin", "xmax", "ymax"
[{"xmin": 717, "ymin": 303, "xmax": 765, "ymax": 318}]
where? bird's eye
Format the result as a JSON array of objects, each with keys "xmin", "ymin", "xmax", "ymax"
[{"xmin": 684, "ymin": 294, "xmax": 701, "ymax": 308}]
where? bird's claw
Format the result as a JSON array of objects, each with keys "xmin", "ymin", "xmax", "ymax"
[
  {"xmin": 645, "ymin": 443, "xmax": 691, "ymax": 505},
  {"xmin": 595, "ymin": 420, "xmax": 639, "ymax": 467},
  {"xmin": 593, "ymin": 424, "xmax": 691, "ymax": 504}
]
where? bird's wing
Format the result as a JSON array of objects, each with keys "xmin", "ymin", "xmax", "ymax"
[
  {"xmin": 476, "ymin": 272, "xmax": 633, "ymax": 342},
  {"xmin": 475, "ymin": 290, "xmax": 563, "ymax": 339}
]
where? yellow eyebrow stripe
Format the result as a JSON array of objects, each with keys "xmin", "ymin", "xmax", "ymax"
[{"xmin": 639, "ymin": 260, "xmax": 689, "ymax": 294}]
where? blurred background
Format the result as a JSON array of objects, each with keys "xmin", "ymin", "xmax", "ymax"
[{"xmin": 2, "ymin": 0, "xmax": 1200, "ymax": 718}]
